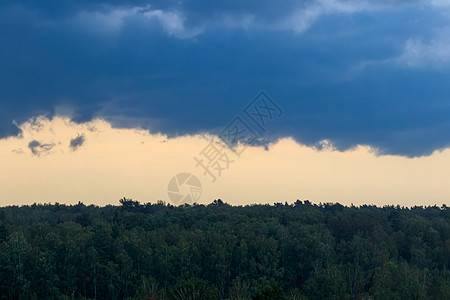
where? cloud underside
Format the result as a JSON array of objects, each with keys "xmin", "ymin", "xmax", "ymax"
[{"xmin": 2, "ymin": 0, "xmax": 450, "ymax": 157}]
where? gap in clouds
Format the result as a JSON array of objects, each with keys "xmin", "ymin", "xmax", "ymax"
[{"xmin": 1, "ymin": 115, "xmax": 450, "ymax": 207}]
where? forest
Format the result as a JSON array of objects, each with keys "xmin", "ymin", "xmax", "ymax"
[{"xmin": 0, "ymin": 199, "xmax": 448, "ymax": 299}]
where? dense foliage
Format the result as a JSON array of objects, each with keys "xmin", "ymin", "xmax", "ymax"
[{"xmin": 0, "ymin": 199, "xmax": 449, "ymax": 299}]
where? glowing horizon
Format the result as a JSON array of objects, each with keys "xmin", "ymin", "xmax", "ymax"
[{"xmin": 1, "ymin": 115, "xmax": 449, "ymax": 207}]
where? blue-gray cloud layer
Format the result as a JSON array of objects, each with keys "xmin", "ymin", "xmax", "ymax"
[{"xmin": 1, "ymin": 0, "xmax": 450, "ymax": 156}]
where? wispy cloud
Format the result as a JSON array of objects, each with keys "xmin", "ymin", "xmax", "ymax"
[
  {"xmin": 397, "ymin": 38, "xmax": 450, "ymax": 68},
  {"xmin": 276, "ymin": 0, "xmax": 376, "ymax": 33},
  {"xmin": 62, "ymin": 1, "xmax": 384, "ymax": 39},
  {"xmin": 69, "ymin": 134, "xmax": 86, "ymax": 151},
  {"xmin": 28, "ymin": 140, "xmax": 55, "ymax": 156},
  {"xmin": 67, "ymin": 7, "xmax": 139, "ymax": 37},
  {"xmin": 68, "ymin": 6, "xmax": 200, "ymax": 39}
]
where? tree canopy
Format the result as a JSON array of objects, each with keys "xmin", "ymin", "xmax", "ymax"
[{"xmin": 0, "ymin": 199, "xmax": 448, "ymax": 299}]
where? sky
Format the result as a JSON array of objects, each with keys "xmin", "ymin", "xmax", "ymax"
[{"xmin": 1, "ymin": 0, "xmax": 450, "ymax": 206}]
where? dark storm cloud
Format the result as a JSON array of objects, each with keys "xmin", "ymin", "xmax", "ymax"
[{"xmin": 1, "ymin": 1, "xmax": 450, "ymax": 157}]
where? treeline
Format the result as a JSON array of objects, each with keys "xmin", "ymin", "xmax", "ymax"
[{"xmin": 0, "ymin": 199, "xmax": 449, "ymax": 299}]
